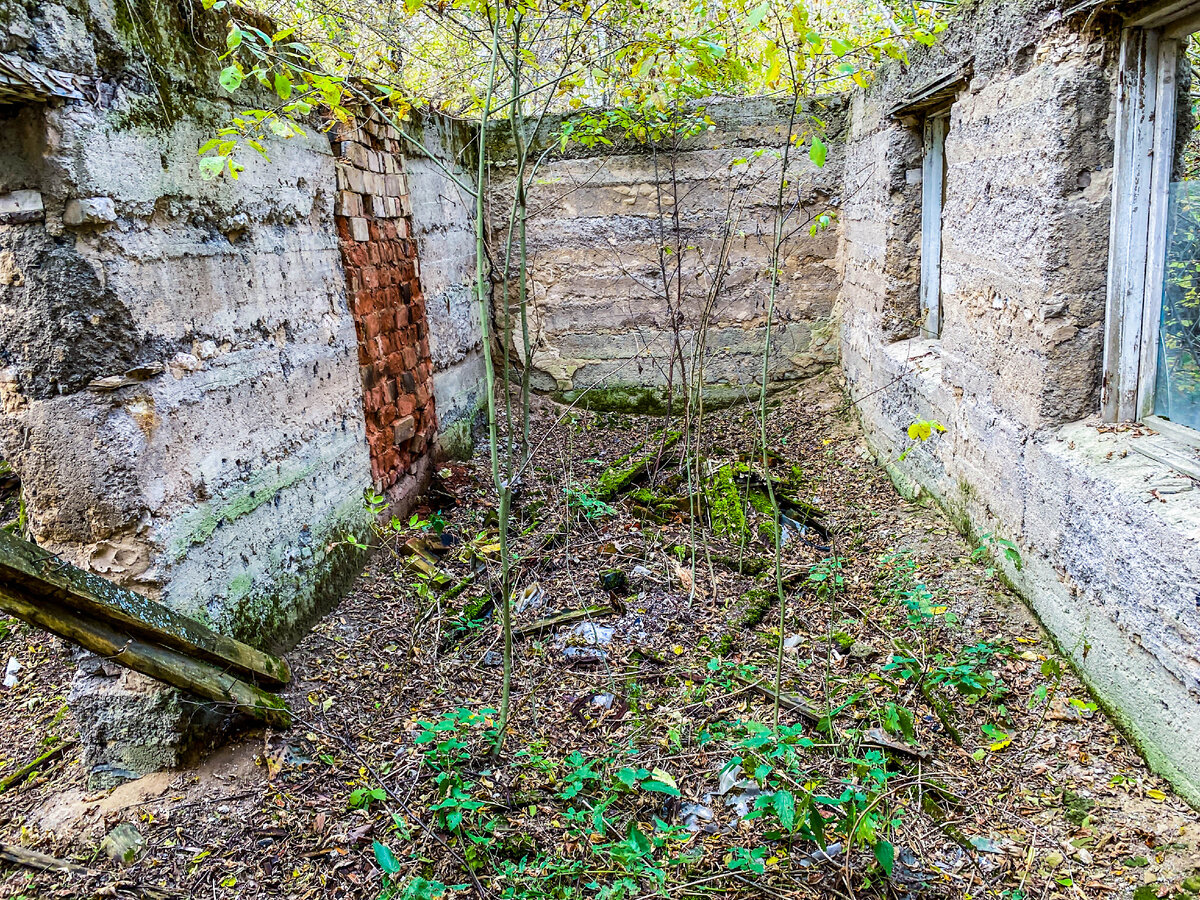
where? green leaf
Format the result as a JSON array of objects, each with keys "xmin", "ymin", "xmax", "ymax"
[
  {"xmin": 642, "ymin": 779, "xmax": 681, "ymax": 798},
  {"xmin": 810, "ymin": 136, "xmax": 827, "ymax": 168},
  {"xmin": 274, "ymin": 71, "xmax": 293, "ymax": 100},
  {"xmin": 873, "ymin": 839, "xmax": 895, "ymax": 876},
  {"xmin": 772, "ymin": 790, "xmax": 796, "ymax": 831},
  {"xmin": 906, "ymin": 420, "xmax": 946, "ymax": 441},
  {"xmin": 644, "ymin": 768, "xmax": 680, "ymax": 797},
  {"xmin": 626, "ymin": 825, "xmax": 653, "ymax": 856},
  {"xmin": 745, "ymin": 1, "xmax": 770, "ymax": 29},
  {"xmin": 615, "ymin": 767, "xmax": 640, "ymax": 788},
  {"xmin": 219, "ymin": 65, "xmax": 243, "ymax": 92},
  {"xmin": 373, "ymin": 841, "xmax": 401, "ymax": 874},
  {"xmin": 199, "ymin": 156, "xmax": 227, "ymax": 180},
  {"xmin": 806, "ymin": 800, "xmax": 827, "ymax": 847},
  {"xmin": 226, "ymin": 27, "xmax": 242, "ymax": 51}
]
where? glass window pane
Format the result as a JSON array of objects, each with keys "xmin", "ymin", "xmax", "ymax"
[{"xmin": 1155, "ymin": 37, "xmax": 1200, "ymax": 429}]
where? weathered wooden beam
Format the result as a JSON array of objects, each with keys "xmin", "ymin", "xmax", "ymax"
[
  {"xmin": 514, "ymin": 605, "xmax": 613, "ymax": 637},
  {"xmin": 0, "ymin": 842, "xmax": 185, "ymax": 899},
  {"xmin": 0, "ymin": 587, "xmax": 292, "ymax": 729},
  {"xmin": 0, "ymin": 530, "xmax": 289, "ymax": 687},
  {"xmin": 0, "ymin": 741, "xmax": 75, "ymax": 793},
  {"xmin": 731, "ymin": 673, "xmax": 822, "ymax": 723}
]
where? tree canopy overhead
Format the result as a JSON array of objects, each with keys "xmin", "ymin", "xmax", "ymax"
[{"xmin": 201, "ymin": 0, "xmax": 949, "ymax": 177}]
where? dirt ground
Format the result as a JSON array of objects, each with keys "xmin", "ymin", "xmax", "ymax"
[{"xmin": 1, "ymin": 372, "xmax": 1198, "ymax": 900}]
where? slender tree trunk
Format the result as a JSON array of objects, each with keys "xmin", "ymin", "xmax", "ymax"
[{"xmin": 472, "ymin": 10, "xmax": 513, "ymax": 751}]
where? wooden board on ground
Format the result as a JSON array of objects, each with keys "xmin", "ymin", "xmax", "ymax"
[{"xmin": 0, "ymin": 530, "xmax": 289, "ymax": 687}]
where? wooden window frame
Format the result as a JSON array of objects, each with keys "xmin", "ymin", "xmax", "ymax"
[
  {"xmin": 1103, "ymin": 1, "xmax": 1200, "ymax": 448},
  {"xmin": 920, "ymin": 111, "xmax": 950, "ymax": 339}
]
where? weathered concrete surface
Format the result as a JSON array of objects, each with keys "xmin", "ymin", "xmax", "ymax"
[
  {"xmin": 839, "ymin": 0, "xmax": 1200, "ymax": 803},
  {"xmin": 489, "ymin": 98, "xmax": 844, "ymax": 411},
  {"xmin": 0, "ymin": 0, "xmax": 372, "ymax": 772},
  {"xmin": 405, "ymin": 112, "xmax": 485, "ymax": 456}
]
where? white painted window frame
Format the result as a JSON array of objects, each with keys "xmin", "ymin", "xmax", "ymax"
[
  {"xmin": 1103, "ymin": 1, "xmax": 1200, "ymax": 446},
  {"xmin": 920, "ymin": 111, "xmax": 949, "ymax": 339}
]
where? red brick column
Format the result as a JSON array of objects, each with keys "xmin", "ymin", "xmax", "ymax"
[{"xmin": 332, "ymin": 110, "xmax": 438, "ymax": 507}]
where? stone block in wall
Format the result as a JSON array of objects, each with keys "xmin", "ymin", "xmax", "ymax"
[
  {"xmin": 362, "ymin": 171, "xmax": 386, "ymax": 195},
  {"xmin": 0, "ymin": 189, "xmax": 44, "ymax": 223},
  {"xmin": 337, "ymin": 164, "xmax": 366, "ymax": 194},
  {"xmin": 350, "ymin": 218, "xmax": 370, "ymax": 242},
  {"xmin": 63, "ymin": 197, "xmax": 117, "ymax": 226}
]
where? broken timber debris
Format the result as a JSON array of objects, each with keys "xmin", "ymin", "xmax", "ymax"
[
  {"xmin": 0, "ymin": 530, "xmax": 292, "ymax": 728},
  {"xmin": 0, "ymin": 740, "xmax": 75, "ymax": 793},
  {"xmin": 514, "ymin": 604, "xmax": 614, "ymax": 637},
  {"xmin": 731, "ymin": 672, "xmax": 822, "ymax": 723}
]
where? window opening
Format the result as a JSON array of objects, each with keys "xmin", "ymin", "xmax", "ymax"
[
  {"xmin": 1105, "ymin": 5, "xmax": 1200, "ymax": 444},
  {"xmin": 920, "ymin": 111, "xmax": 949, "ymax": 338},
  {"xmin": 1153, "ymin": 37, "xmax": 1200, "ymax": 430}
]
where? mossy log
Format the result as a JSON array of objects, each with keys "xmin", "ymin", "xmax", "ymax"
[
  {"xmin": 0, "ymin": 587, "xmax": 292, "ymax": 729},
  {"xmin": 595, "ymin": 430, "xmax": 682, "ymax": 499},
  {"xmin": 0, "ymin": 530, "xmax": 289, "ymax": 687},
  {"xmin": 0, "ymin": 741, "xmax": 75, "ymax": 793}
]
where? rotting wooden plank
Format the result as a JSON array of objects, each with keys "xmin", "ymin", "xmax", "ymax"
[
  {"xmin": 514, "ymin": 605, "xmax": 613, "ymax": 637},
  {"xmin": 1137, "ymin": 36, "xmax": 1181, "ymax": 419},
  {"xmin": 0, "ymin": 740, "xmax": 75, "ymax": 793},
  {"xmin": 0, "ymin": 587, "xmax": 292, "ymax": 729},
  {"xmin": 0, "ymin": 530, "xmax": 289, "ymax": 687},
  {"xmin": 0, "ymin": 842, "xmax": 89, "ymax": 876},
  {"xmin": 919, "ymin": 114, "xmax": 947, "ymax": 339},
  {"xmin": 731, "ymin": 673, "xmax": 821, "ymax": 723},
  {"xmin": 0, "ymin": 842, "xmax": 185, "ymax": 899}
]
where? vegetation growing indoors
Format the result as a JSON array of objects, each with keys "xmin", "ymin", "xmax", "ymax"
[{"xmin": 1, "ymin": 0, "xmax": 1199, "ymax": 897}]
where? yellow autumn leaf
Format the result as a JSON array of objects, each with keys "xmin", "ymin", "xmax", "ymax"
[{"xmin": 1147, "ymin": 789, "xmax": 1167, "ymax": 801}]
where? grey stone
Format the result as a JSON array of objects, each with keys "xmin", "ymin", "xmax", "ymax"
[
  {"xmin": 393, "ymin": 415, "xmax": 416, "ymax": 444},
  {"xmin": 563, "ymin": 647, "xmax": 607, "ymax": 663},
  {"xmin": 0, "ymin": 190, "xmax": 43, "ymax": 223},
  {"xmin": 848, "ymin": 641, "xmax": 875, "ymax": 660},
  {"xmin": 63, "ymin": 197, "xmax": 116, "ymax": 226}
]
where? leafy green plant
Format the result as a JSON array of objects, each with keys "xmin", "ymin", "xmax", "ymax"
[
  {"xmin": 884, "ymin": 642, "xmax": 1008, "ymax": 697},
  {"xmin": 878, "ymin": 551, "xmax": 955, "ymax": 625},
  {"xmin": 613, "ymin": 766, "xmax": 681, "ymax": 798},
  {"xmin": 973, "ymin": 532, "xmax": 1023, "ymax": 572},
  {"xmin": 415, "ymin": 707, "xmax": 496, "ymax": 769},
  {"xmin": 349, "ymin": 786, "xmax": 387, "ymax": 810},
  {"xmin": 564, "ymin": 482, "xmax": 617, "ymax": 519}
]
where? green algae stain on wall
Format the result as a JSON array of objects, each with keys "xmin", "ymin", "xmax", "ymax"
[{"xmin": 167, "ymin": 462, "xmax": 320, "ymax": 562}]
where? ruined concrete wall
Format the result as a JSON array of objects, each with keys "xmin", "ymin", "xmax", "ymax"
[
  {"xmin": 405, "ymin": 112, "xmax": 484, "ymax": 457},
  {"xmin": 0, "ymin": 0, "xmax": 373, "ymax": 773},
  {"xmin": 333, "ymin": 111, "xmax": 438, "ymax": 507},
  {"xmin": 489, "ymin": 98, "xmax": 845, "ymax": 412},
  {"xmin": 839, "ymin": 0, "xmax": 1200, "ymax": 802}
]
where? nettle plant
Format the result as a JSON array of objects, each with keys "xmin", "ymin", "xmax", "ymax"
[{"xmin": 718, "ymin": 720, "xmax": 901, "ymax": 880}]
